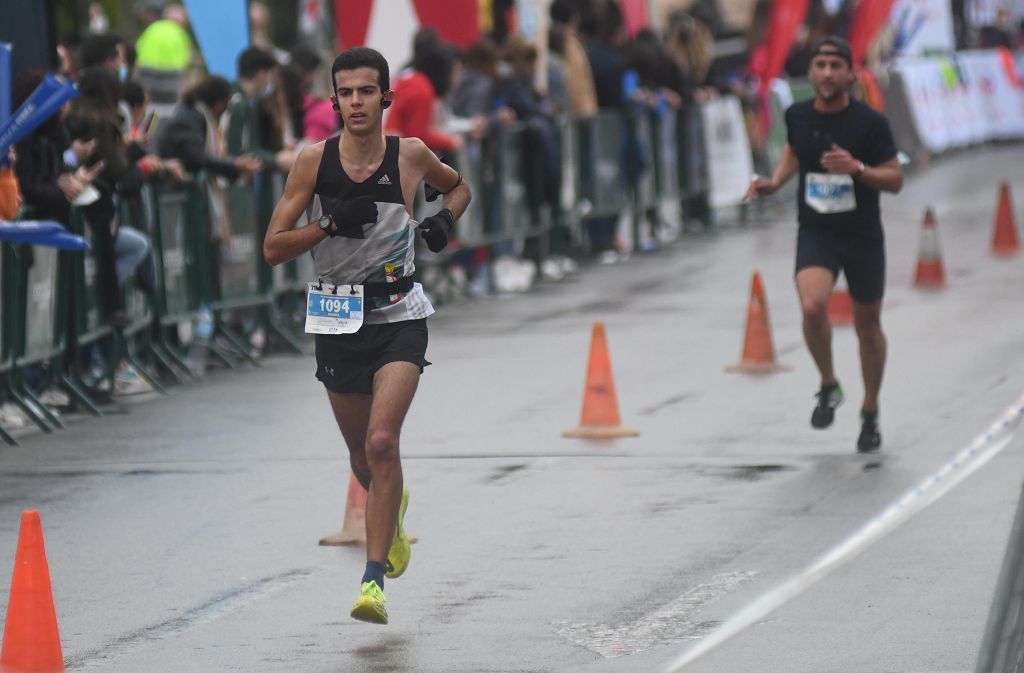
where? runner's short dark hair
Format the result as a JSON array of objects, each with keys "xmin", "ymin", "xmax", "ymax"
[
  {"xmin": 809, "ymin": 36, "xmax": 853, "ymax": 67},
  {"xmin": 331, "ymin": 47, "xmax": 390, "ymax": 92}
]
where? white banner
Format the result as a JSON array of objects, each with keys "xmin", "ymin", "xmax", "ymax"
[
  {"xmin": 893, "ymin": 50, "xmax": 1024, "ymax": 154},
  {"xmin": 890, "ymin": 0, "xmax": 956, "ymax": 56},
  {"xmin": 700, "ymin": 96, "xmax": 754, "ymax": 210}
]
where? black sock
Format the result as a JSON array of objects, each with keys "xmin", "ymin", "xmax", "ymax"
[
  {"xmin": 362, "ymin": 561, "xmax": 386, "ymax": 589},
  {"xmin": 861, "ymin": 409, "xmax": 879, "ymax": 424}
]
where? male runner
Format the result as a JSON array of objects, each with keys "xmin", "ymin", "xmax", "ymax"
[
  {"xmin": 745, "ymin": 36, "xmax": 902, "ymax": 452},
  {"xmin": 263, "ymin": 47, "xmax": 470, "ymax": 623}
]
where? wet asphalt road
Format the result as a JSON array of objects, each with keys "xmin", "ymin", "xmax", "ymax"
[{"xmin": 1, "ymin": 145, "xmax": 1023, "ymax": 673}]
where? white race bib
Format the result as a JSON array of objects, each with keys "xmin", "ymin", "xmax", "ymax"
[
  {"xmin": 805, "ymin": 172, "xmax": 857, "ymax": 214},
  {"xmin": 305, "ymin": 283, "xmax": 364, "ymax": 334}
]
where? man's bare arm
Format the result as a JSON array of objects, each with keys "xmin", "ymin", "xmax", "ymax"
[
  {"xmin": 416, "ymin": 141, "xmax": 472, "ymax": 219},
  {"xmin": 263, "ymin": 145, "xmax": 326, "ymax": 267},
  {"xmin": 820, "ymin": 144, "xmax": 903, "ymax": 193},
  {"xmin": 855, "ymin": 156, "xmax": 903, "ymax": 193},
  {"xmin": 746, "ymin": 143, "xmax": 799, "ymax": 199}
]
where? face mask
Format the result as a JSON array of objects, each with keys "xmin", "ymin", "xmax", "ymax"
[{"xmin": 119, "ymin": 65, "xmax": 128, "ymax": 81}]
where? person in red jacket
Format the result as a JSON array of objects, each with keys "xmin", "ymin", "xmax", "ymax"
[{"xmin": 384, "ymin": 45, "xmax": 462, "ymax": 153}]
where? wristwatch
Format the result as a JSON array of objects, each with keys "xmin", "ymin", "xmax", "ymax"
[
  {"xmin": 317, "ymin": 214, "xmax": 335, "ymax": 237},
  {"xmin": 855, "ymin": 161, "xmax": 866, "ymax": 177}
]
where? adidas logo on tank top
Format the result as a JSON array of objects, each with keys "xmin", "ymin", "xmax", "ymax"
[{"xmin": 378, "ymin": 175, "xmax": 392, "ymax": 185}]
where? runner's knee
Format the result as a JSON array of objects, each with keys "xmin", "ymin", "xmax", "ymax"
[
  {"xmin": 364, "ymin": 430, "xmax": 400, "ymax": 467},
  {"xmin": 801, "ymin": 298, "xmax": 828, "ymax": 325}
]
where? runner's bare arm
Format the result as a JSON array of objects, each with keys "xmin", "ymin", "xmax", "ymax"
[
  {"xmin": 410, "ymin": 138, "xmax": 472, "ymax": 219},
  {"xmin": 746, "ymin": 143, "xmax": 798, "ymax": 199},
  {"xmin": 263, "ymin": 144, "xmax": 327, "ymax": 266},
  {"xmin": 821, "ymin": 144, "xmax": 903, "ymax": 193},
  {"xmin": 854, "ymin": 156, "xmax": 903, "ymax": 193}
]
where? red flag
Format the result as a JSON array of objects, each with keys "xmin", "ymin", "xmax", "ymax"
[
  {"xmin": 751, "ymin": 0, "xmax": 809, "ymax": 137},
  {"xmin": 849, "ymin": 0, "xmax": 897, "ymax": 65},
  {"xmin": 411, "ymin": 0, "xmax": 481, "ymax": 48},
  {"xmin": 334, "ymin": 0, "xmax": 374, "ymax": 49}
]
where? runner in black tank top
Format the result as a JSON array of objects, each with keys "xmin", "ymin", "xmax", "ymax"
[{"xmin": 262, "ymin": 47, "xmax": 471, "ymax": 624}]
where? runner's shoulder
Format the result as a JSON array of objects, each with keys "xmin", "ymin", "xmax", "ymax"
[
  {"xmin": 397, "ymin": 136, "xmax": 432, "ymax": 161},
  {"xmin": 291, "ymin": 139, "xmax": 329, "ymax": 176},
  {"xmin": 785, "ymin": 99, "xmax": 816, "ymax": 120}
]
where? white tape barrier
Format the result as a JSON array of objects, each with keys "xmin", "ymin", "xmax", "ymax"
[{"xmin": 663, "ymin": 393, "xmax": 1024, "ymax": 673}]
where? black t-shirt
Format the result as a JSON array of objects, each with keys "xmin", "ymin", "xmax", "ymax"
[{"xmin": 786, "ymin": 99, "xmax": 897, "ymax": 238}]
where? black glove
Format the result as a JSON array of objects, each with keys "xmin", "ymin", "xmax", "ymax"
[
  {"xmin": 418, "ymin": 208, "xmax": 454, "ymax": 253},
  {"xmin": 424, "ymin": 183, "xmax": 442, "ymax": 202},
  {"xmin": 325, "ymin": 196, "xmax": 377, "ymax": 239}
]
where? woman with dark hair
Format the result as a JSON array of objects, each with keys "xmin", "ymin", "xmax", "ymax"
[
  {"xmin": 283, "ymin": 45, "xmax": 338, "ymax": 142},
  {"xmin": 12, "ymin": 70, "xmax": 102, "ymax": 227},
  {"xmin": 156, "ymin": 75, "xmax": 262, "ymax": 249},
  {"xmin": 157, "ymin": 75, "xmax": 262, "ymax": 179},
  {"xmin": 385, "ymin": 45, "xmax": 462, "ymax": 153},
  {"xmin": 66, "ymin": 66, "xmax": 153, "ymax": 324}
]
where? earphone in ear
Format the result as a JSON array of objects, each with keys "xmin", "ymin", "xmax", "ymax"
[
  {"xmin": 382, "ymin": 100, "xmax": 391, "ymax": 109},
  {"xmin": 332, "ymin": 101, "xmax": 340, "ymax": 112}
]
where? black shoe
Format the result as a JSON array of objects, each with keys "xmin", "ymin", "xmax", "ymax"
[
  {"xmin": 811, "ymin": 383, "xmax": 844, "ymax": 429},
  {"xmin": 857, "ymin": 410, "xmax": 882, "ymax": 452}
]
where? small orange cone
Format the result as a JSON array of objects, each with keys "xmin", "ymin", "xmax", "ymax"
[
  {"xmin": 318, "ymin": 474, "xmax": 418, "ymax": 547},
  {"xmin": 827, "ymin": 289, "xmax": 853, "ymax": 325},
  {"xmin": 1, "ymin": 511, "xmax": 65, "ymax": 673},
  {"xmin": 564, "ymin": 322, "xmax": 639, "ymax": 439},
  {"xmin": 992, "ymin": 182, "xmax": 1020, "ymax": 257},
  {"xmin": 914, "ymin": 207, "xmax": 947, "ymax": 288},
  {"xmin": 726, "ymin": 271, "xmax": 791, "ymax": 374},
  {"xmin": 318, "ymin": 473, "xmax": 367, "ymax": 546}
]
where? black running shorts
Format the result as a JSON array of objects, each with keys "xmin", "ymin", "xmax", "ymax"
[
  {"xmin": 796, "ymin": 226, "xmax": 886, "ymax": 303},
  {"xmin": 314, "ymin": 319, "xmax": 430, "ymax": 395}
]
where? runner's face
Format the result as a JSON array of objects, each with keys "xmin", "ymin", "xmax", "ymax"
[
  {"xmin": 332, "ymin": 67, "xmax": 389, "ymax": 134},
  {"xmin": 809, "ymin": 52, "xmax": 853, "ymax": 102}
]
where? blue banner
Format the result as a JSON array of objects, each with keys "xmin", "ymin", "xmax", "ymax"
[
  {"xmin": 0, "ymin": 43, "xmax": 11, "ymax": 124},
  {"xmin": 0, "ymin": 74, "xmax": 78, "ymax": 154},
  {"xmin": 182, "ymin": 0, "xmax": 250, "ymax": 80}
]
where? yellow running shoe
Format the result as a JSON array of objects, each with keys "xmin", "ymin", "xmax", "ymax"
[
  {"xmin": 385, "ymin": 486, "xmax": 410, "ymax": 579},
  {"xmin": 350, "ymin": 580, "xmax": 388, "ymax": 624}
]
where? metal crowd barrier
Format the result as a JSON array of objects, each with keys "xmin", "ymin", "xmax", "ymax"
[{"xmin": 0, "ymin": 103, "xmax": 706, "ymax": 441}]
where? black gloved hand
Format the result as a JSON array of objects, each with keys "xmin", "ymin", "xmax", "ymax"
[
  {"xmin": 325, "ymin": 196, "xmax": 377, "ymax": 239},
  {"xmin": 424, "ymin": 183, "xmax": 442, "ymax": 202},
  {"xmin": 418, "ymin": 208, "xmax": 454, "ymax": 253}
]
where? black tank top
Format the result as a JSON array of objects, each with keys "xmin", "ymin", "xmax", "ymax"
[{"xmin": 308, "ymin": 135, "xmax": 434, "ymax": 322}]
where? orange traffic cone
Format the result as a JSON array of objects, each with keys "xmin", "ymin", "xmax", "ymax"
[
  {"xmin": 827, "ymin": 289, "xmax": 853, "ymax": 325},
  {"xmin": 992, "ymin": 182, "xmax": 1020, "ymax": 257},
  {"xmin": 914, "ymin": 207, "xmax": 947, "ymax": 288},
  {"xmin": 318, "ymin": 474, "xmax": 418, "ymax": 547},
  {"xmin": 318, "ymin": 473, "xmax": 367, "ymax": 546},
  {"xmin": 1, "ymin": 511, "xmax": 64, "ymax": 673},
  {"xmin": 726, "ymin": 271, "xmax": 791, "ymax": 374},
  {"xmin": 564, "ymin": 322, "xmax": 639, "ymax": 439}
]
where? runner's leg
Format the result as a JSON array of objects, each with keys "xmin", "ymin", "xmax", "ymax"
[
  {"xmin": 362, "ymin": 361, "xmax": 420, "ymax": 565},
  {"xmin": 326, "ymin": 392, "xmax": 372, "ymax": 488},
  {"xmin": 852, "ymin": 299, "xmax": 886, "ymax": 412},
  {"xmin": 795, "ymin": 266, "xmax": 837, "ymax": 385}
]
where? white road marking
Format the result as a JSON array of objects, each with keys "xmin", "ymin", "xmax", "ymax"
[
  {"xmin": 557, "ymin": 571, "xmax": 758, "ymax": 658},
  {"xmin": 663, "ymin": 394, "xmax": 1024, "ymax": 673}
]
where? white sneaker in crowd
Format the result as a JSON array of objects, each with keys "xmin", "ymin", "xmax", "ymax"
[
  {"xmin": 540, "ymin": 259, "xmax": 564, "ymax": 281},
  {"xmin": 557, "ymin": 256, "xmax": 579, "ymax": 275},
  {"xmin": 0, "ymin": 403, "xmax": 27, "ymax": 430},
  {"xmin": 39, "ymin": 388, "xmax": 70, "ymax": 407},
  {"xmin": 597, "ymin": 250, "xmax": 620, "ymax": 266},
  {"xmin": 115, "ymin": 365, "xmax": 155, "ymax": 396}
]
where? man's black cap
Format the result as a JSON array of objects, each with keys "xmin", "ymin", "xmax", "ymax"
[{"xmin": 809, "ymin": 36, "xmax": 853, "ymax": 67}]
